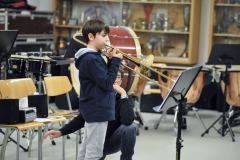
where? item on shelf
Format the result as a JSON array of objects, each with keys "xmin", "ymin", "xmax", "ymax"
[
  {"xmin": 68, "ymin": 18, "xmax": 78, "ymax": 26},
  {"xmin": 233, "ymin": 13, "xmax": 240, "ymax": 28},
  {"xmin": 145, "ymin": 37, "xmax": 159, "ymax": 55},
  {"xmin": 151, "ymin": 20, "xmax": 157, "ymax": 30},
  {"xmin": 60, "ymin": 0, "xmax": 72, "ymax": 25},
  {"xmin": 122, "ymin": 3, "xmax": 130, "ymax": 26},
  {"xmin": 111, "ymin": 16, "xmax": 118, "ymax": 26},
  {"xmin": 183, "ymin": 5, "xmax": 190, "ymax": 31},
  {"xmin": 132, "ymin": 20, "xmax": 138, "ymax": 29},
  {"xmin": 163, "ymin": 17, "xmax": 169, "ymax": 31},
  {"xmin": 159, "ymin": 36, "xmax": 168, "ymax": 56},
  {"xmin": 143, "ymin": 4, "xmax": 153, "ymax": 27},
  {"xmin": 83, "ymin": 4, "xmax": 117, "ymax": 25},
  {"xmin": 141, "ymin": 20, "xmax": 146, "ymax": 30},
  {"xmin": 156, "ymin": 9, "xmax": 168, "ymax": 30},
  {"xmin": 218, "ymin": 8, "xmax": 232, "ymax": 33}
]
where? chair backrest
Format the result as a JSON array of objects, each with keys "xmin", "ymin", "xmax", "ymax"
[
  {"xmin": 44, "ymin": 76, "xmax": 72, "ymax": 96},
  {"xmin": 0, "ymin": 78, "xmax": 36, "ymax": 99},
  {"xmin": 69, "ymin": 63, "xmax": 80, "ymax": 96}
]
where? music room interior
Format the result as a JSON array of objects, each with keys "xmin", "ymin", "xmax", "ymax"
[{"xmin": 0, "ymin": 0, "xmax": 240, "ymax": 160}]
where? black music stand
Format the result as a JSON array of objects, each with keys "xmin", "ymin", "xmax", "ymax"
[
  {"xmin": 0, "ymin": 30, "xmax": 18, "ymax": 79},
  {"xmin": 201, "ymin": 44, "xmax": 240, "ymax": 142},
  {"xmin": 153, "ymin": 65, "xmax": 202, "ymax": 160}
]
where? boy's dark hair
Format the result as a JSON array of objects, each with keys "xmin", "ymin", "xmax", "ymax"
[{"xmin": 82, "ymin": 19, "xmax": 109, "ymax": 43}]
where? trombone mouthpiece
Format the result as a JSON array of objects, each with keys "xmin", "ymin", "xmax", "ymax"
[{"xmin": 105, "ymin": 44, "xmax": 114, "ymax": 49}]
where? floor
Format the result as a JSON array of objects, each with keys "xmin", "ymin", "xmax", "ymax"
[{"xmin": 1, "ymin": 110, "xmax": 240, "ymax": 160}]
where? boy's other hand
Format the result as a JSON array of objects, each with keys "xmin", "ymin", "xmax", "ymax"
[
  {"xmin": 112, "ymin": 48, "xmax": 123, "ymax": 59},
  {"xmin": 105, "ymin": 47, "xmax": 114, "ymax": 58},
  {"xmin": 43, "ymin": 130, "xmax": 62, "ymax": 139}
]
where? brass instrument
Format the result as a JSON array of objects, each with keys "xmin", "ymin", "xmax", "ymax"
[{"xmin": 72, "ymin": 31, "xmax": 173, "ymax": 91}]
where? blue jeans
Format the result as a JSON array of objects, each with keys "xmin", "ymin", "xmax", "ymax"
[{"xmin": 101, "ymin": 124, "xmax": 137, "ymax": 160}]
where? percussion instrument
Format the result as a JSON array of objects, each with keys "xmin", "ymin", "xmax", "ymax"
[
  {"xmin": 157, "ymin": 66, "xmax": 206, "ymax": 104},
  {"xmin": 8, "ymin": 55, "xmax": 28, "ymax": 77},
  {"xmin": 222, "ymin": 72, "xmax": 240, "ymax": 107},
  {"xmin": 8, "ymin": 52, "xmax": 73, "ymax": 79},
  {"xmin": 27, "ymin": 56, "xmax": 51, "ymax": 74}
]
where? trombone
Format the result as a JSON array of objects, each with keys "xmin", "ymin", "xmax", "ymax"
[{"xmin": 73, "ymin": 31, "xmax": 174, "ymax": 91}]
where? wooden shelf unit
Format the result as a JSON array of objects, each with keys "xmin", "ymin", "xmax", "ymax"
[
  {"xmin": 52, "ymin": 0, "xmax": 201, "ymax": 65},
  {"xmin": 209, "ymin": 0, "xmax": 240, "ymax": 54}
]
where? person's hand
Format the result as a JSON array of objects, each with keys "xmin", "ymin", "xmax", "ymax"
[
  {"xmin": 112, "ymin": 48, "xmax": 123, "ymax": 59},
  {"xmin": 113, "ymin": 84, "xmax": 127, "ymax": 98},
  {"xmin": 43, "ymin": 130, "xmax": 62, "ymax": 139},
  {"xmin": 105, "ymin": 47, "xmax": 114, "ymax": 58}
]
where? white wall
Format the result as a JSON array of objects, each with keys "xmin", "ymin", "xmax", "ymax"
[
  {"xmin": 198, "ymin": 0, "xmax": 211, "ymax": 65},
  {"xmin": 27, "ymin": 0, "xmax": 52, "ymax": 11}
]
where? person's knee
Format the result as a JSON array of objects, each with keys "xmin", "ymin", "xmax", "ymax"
[{"xmin": 122, "ymin": 124, "xmax": 137, "ymax": 135}]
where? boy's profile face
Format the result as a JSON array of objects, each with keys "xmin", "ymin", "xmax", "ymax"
[{"xmin": 89, "ymin": 30, "xmax": 109, "ymax": 51}]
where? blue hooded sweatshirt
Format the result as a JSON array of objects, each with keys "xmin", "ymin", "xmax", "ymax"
[{"xmin": 75, "ymin": 48, "xmax": 121, "ymax": 122}]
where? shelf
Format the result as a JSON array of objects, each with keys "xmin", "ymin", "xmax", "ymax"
[
  {"xmin": 213, "ymin": 33, "xmax": 240, "ymax": 38},
  {"xmin": 53, "ymin": 0, "xmax": 200, "ymax": 65},
  {"xmin": 54, "ymin": 24, "xmax": 82, "ymax": 29},
  {"xmin": 134, "ymin": 29, "xmax": 189, "ymax": 35},
  {"xmin": 123, "ymin": 0, "xmax": 191, "ymax": 5},
  {"xmin": 80, "ymin": 0, "xmax": 191, "ymax": 5},
  {"xmin": 154, "ymin": 56, "xmax": 190, "ymax": 64},
  {"xmin": 80, "ymin": 0, "xmax": 122, "ymax": 2},
  {"xmin": 215, "ymin": 3, "xmax": 240, "ymax": 7}
]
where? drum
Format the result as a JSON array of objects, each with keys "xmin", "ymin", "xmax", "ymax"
[
  {"xmin": 222, "ymin": 72, "xmax": 240, "ymax": 106},
  {"xmin": 158, "ymin": 66, "xmax": 205, "ymax": 104},
  {"xmin": 109, "ymin": 26, "xmax": 141, "ymax": 56},
  {"xmin": 8, "ymin": 55, "xmax": 28, "ymax": 78},
  {"xmin": 27, "ymin": 56, "xmax": 50, "ymax": 74},
  {"xmin": 185, "ymin": 71, "xmax": 205, "ymax": 104},
  {"xmin": 109, "ymin": 26, "xmax": 142, "ymax": 92}
]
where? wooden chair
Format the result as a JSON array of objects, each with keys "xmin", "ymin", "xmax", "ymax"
[
  {"xmin": 43, "ymin": 76, "xmax": 79, "ymax": 146},
  {"xmin": 0, "ymin": 78, "xmax": 42, "ymax": 159},
  {"xmin": 70, "ymin": 63, "xmax": 80, "ymax": 97},
  {"xmin": 43, "ymin": 76, "xmax": 73, "ymax": 112},
  {"xmin": 0, "ymin": 78, "xmax": 36, "ymax": 99}
]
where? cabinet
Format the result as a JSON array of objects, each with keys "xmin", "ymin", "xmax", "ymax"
[
  {"xmin": 52, "ymin": 0, "xmax": 201, "ymax": 65},
  {"xmin": 209, "ymin": 0, "xmax": 240, "ymax": 54}
]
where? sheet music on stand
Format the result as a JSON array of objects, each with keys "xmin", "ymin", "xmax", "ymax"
[{"xmin": 153, "ymin": 65, "xmax": 202, "ymax": 112}]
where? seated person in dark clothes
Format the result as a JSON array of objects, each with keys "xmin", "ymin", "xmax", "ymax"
[{"xmin": 44, "ymin": 71, "xmax": 137, "ymax": 160}]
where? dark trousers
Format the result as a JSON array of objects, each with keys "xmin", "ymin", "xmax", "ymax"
[{"xmin": 100, "ymin": 124, "xmax": 137, "ymax": 160}]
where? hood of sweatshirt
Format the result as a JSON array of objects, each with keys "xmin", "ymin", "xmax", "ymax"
[{"xmin": 75, "ymin": 48, "xmax": 97, "ymax": 69}]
